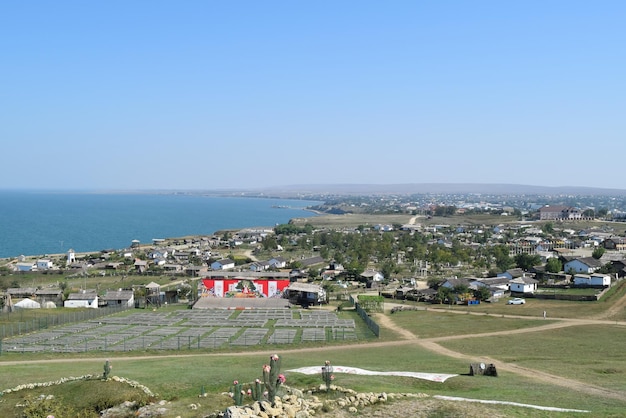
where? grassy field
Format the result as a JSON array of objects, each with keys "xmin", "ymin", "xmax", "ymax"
[
  {"xmin": 439, "ymin": 324, "xmax": 626, "ymax": 392},
  {"xmin": 386, "ymin": 309, "xmax": 549, "ymax": 339},
  {"xmin": 2, "ymin": 342, "xmax": 626, "ymax": 417}
]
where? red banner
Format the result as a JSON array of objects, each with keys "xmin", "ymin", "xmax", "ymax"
[{"xmin": 200, "ymin": 278, "xmax": 290, "ymax": 298}]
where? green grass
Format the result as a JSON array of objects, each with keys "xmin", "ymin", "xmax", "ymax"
[
  {"xmin": 2, "ymin": 344, "xmax": 626, "ymax": 417},
  {"xmin": 387, "ymin": 310, "xmax": 548, "ymax": 339},
  {"xmin": 439, "ymin": 324, "xmax": 626, "ymax": 392},
  {"xmin": 2, "ymin": 282, "xmax": 626, "ymax": 416}
]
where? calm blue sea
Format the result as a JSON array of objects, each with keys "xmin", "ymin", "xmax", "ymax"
[{"xmin": 0, "ymin": 191, "xmax": 321, "ymax": 258}]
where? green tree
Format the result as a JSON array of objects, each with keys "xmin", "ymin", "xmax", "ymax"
[
  {"xmin": 542, "ymin": 222, "xmax": 554, "ymax": 234},
  {"xmin": 491, "ymin": 245, "xmax": 514, "ymax": 272},
  {"xmin": 474, "ymin": 286, "xmax": 492, "ymax": 301},
  {"xmin": 514, "ymin": 253, "xmax": 542, "ymax": 271},
  {"xmin": 592, "ymin": 247, "xmax": 606, "ymax": 259},
  {"xmin": 545, "ymin": 258, "xmax": 562, "ymax": 273}
]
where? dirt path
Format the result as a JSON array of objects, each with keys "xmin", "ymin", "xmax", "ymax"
[
  {"xmin": 590, "ymin": 285, "xmax": 626, "ymax": 320},
  {"xmin": 2, "ymin": 301, "xmax": 626, "ymax": 403},
  {"xmin": 375, "ymin": 307, "xmax": 626, "ymax": 402}
]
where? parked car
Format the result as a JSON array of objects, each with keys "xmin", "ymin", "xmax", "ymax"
[{"xmin": 507, "ymin": 297, "xmax": 526, "ymax": 305}]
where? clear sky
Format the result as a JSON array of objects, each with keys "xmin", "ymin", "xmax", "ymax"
[{"xmin": 2, "ymin": 1, "xmax": 625, "ymax": 191}]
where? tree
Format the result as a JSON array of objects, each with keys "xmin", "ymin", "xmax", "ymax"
[
  {"xmin": 545, "ymin": 258, "xmax": 562, "ymax": 273},
  {"xmin": 491, "ymin": 245, "xmax": 514, "ymax": 272},
  {"xmin": 542, "ymin": 222, "xmax": 554, "ymax": 234},
  {"xmin": 474, "ymin": 286, "xmax": 492, "ymax": 301},
  {"xmin": 592, "ymin": 247, "xmax": 606, "ymax": 259},
  {"xmin": 514, "ymin": 253, "xmax": 542, "ymax": 271}
]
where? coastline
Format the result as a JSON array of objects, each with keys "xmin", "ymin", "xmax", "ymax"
[{"xmin": 0, "ymin": 193, "xmax": 322, "ymax": 260}]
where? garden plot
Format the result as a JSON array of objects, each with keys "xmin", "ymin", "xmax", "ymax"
[
  {"xmin": 230, "ymin": 328, "xmax": 268, "ymax": 346},
  {"xmin": 266, "ymin": 329, "xmax": 297, "ymax": 344},
  {"xmin": 1, "ymin": 308, "xmax": 364, "ymax": 354},
  {"xmin": 106, "ymin": 334, "xmax": 164, "ymax": 351},
  {"xmin": 238, "ymin": 309, "xmax": 293, "ymax": 320},
  {"xmin": 197, "ymin": 327, "xmax": 239, "ymax": 349},
  {"xmin": 301, "ymin": 327, "xmax": 328, "ymax": 342}
]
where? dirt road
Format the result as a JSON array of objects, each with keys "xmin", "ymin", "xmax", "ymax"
[
  {"xmin": 2, "ymin": 294, "xmax": 626, "ymax": 403},
  {"xmin": 375, "ymin": 303, "xmax": 626, "ymax": 402}
]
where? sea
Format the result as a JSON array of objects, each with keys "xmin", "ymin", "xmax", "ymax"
[{"xmin": 0, "ymin": 191, "xmax": 322, "ymax": 259}]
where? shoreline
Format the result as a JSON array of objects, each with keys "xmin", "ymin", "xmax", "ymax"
[{"xmin": 0, "ymin": 194, "xmax": 324, "ymax": 261}]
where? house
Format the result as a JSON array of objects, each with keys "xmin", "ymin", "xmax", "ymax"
[
  {"xmin": 36, "ymin": 259, "xmax": 53, "ymax": 270},
  {"xmin": 609, "ymin": 260, "xmax": 626, "ymax": 278},
  {"xmin": 563, "ymin": 257, "xmax": 604, "ymax": 274},
  {"xmin": 299, "ymin": 256, "xmax": 326, "ymax": 268},
  {"xmin": 471, "ymin": 277, "xmax": 510, "ymax": 291},
  {"xmin": 101, "ymin": 289, "xmax": 135, "ymax": 307},
  {"xmin": 134, "ymin": 259, "xmax": 149, "ymax": 273},
  {"xmin": 268, "ymin": 256, "xmax": 287, "ymax": 269},
  {"xmin": 163, "ymin": 263, "xmax": 184, "ymax": 272},
  {"xmin": 538, "ymin": 205, "xmax": 582, "ymax": 221},
  {"xmin": 250, "ymin": 261, "xmax": 270, "ymax": 272},
  {"xmin": 360, "ymin": 269, "xmax": 384, "ymax": 282},
  {"xmin": 440, "ymin": 277, "xmax": 473, "ymax": 290},
  {"xmin": 497, "ymin": 268, "xmax": 525, "ymax": 280},
  {"xmin": 211, "ymin": 258, "xmax": 236, "ymax": 270},
  {"xmin": 509, "ymin": 277, "xmax": 539, "ymax": 294},
  {"xmin": 7, "ymin": 288, "xmax": 37, "ymax": 299},
  {"xmin": 35, "ymin": 288, "xmax": 63, "ymax": 307},
  {"xmin": 15, "ymin": 262, "xmax": 36, "ymax": 272},
  {"xmin": 64, "ymin": 290, "xmax": 99, "ymax": 308},
  {"xmin": 603, "ymin": 237, "xmax": 626, "ymax": 251},
  {"xmin": 573, "ymin": 273, "xmax": 611, "ymax": 287},
  {"xmin": 149, "ymin": 249, "xmax": 169, "ymax": 260}
]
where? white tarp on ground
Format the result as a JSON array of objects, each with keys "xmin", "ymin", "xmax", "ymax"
[
  {"xmin": 287, "ymin": 366, "xmax": 458, "ymax": 383},
  {"xmin": 14, "ymin": 298, "xmax": 41, "ymax": 309},
  {"xmin": 434, "ymin": 396, "xmax": 590, "ymax": 413}
]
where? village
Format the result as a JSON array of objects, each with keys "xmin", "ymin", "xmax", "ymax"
[{"xmin": 1, "ymin": 201, "xmax": 624, "ymax": 314}]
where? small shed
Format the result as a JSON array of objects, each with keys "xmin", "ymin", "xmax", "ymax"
[
  {"xmin": 284, "ymin": 282, "xmax": 326, "ymax": 307},
  {"xmin": 101, "ymin": 289, "xmax": 135, "ymax": 308}
]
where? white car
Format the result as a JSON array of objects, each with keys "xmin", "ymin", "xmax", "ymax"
[{"xmin": 507, "ymin": 298, "xmax": 526, "ymax": 305}]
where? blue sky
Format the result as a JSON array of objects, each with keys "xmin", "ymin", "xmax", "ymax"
[{"xmin": 2, "ymin": 1, "xmax": 625, "ymax": 191}]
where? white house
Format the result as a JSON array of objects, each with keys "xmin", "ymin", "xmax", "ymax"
[
  {"xmin": 360, "ymin": 269, "xmax": 384, "ymax": 282},
  {"xmin": 64, "ymin": 290, "xmax": 99, "ymax": 308},
  {"xmin": 211, "ymin": 258, "xmax": 235, "ymax": 270},
  {"xmin": 36, "ymin": 259, "xmax": 53, "ymax": 270},
  {"xmin": 471, "ymin": 277, "xmax": 510, "ymax": 291},
  {"xmin": 563, "ymin": 257, "xmax": 604, "ymax": 274},
  {"xmin": 509, "ymin": 277, "xmax": 539, "ymax": 294},
  {"xmin": 16, "ymin": 262, "xmax": 36, "ymax": 272},
  {"xmin": 573, "ymin": 273, "xmax": 611, "ymax": 287}
]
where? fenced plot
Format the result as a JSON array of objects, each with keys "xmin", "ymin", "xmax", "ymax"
[
  {"xmin": 1, "ymin": 307, "xmax": 363, "ymax": 354},
  {"xmin": 266, "ymin": 329, "xmax": 298, "ymax": 344}
]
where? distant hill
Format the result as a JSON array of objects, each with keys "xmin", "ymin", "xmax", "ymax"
[{"xmin": 254, "ymin": 183, "xmax": 626, "ymax": 196}]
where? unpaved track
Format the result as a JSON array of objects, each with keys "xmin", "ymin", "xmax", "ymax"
[
  {"xmin": 375, "ymin": 306, "xmax": 626, "ymax": 402},
  {"xmin": 2, "ymin": 295, "xmax": 626, "ymax": 403}
]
